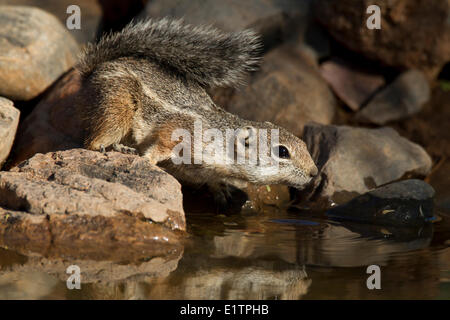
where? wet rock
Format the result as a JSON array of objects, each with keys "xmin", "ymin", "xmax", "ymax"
[
  {"xmin": 303, "ymin": 123, "xmax": 433, "ymax": 203},
  {"xmin": 327, "ymin": 179, "xmax": 435, "ymax": 227},
  {"xmin": 356, "ymin": 70, "xmax": 430, "ymax": 125},
  {"xmin": 0, "ymin": 98, "xmax": 20, "ymax": 168},
  {"xmin": 0, "ymin": 0, "xmax": 102, "ymax": 44},
  {"xmin": 320, "ymin": 58, "xmax": 385, "ymax": 111},
  {"xmin": 0, "ymin": 6, "xmax": 79, "ymax": 101},
  {"xmin": 142, "ymin": 0, "xmax": 312, "ymax": 50},
  {"xmin": 0, "ymin": 149, "xmax": 186, "ymax": 251},
  {"xmin": 314, "ymin": 0, "xmax": 450, "ymax": 79},
  {"xmin": 10, "ymin": 69, "xmax": 83, "ymax": 166},
  {"xmin": 215, "ymin": 45, "xmax": 336, "ymax": 137},
  {"xmin": 245, "ymin": 184, "xmax": 291, "ymax": 212}
]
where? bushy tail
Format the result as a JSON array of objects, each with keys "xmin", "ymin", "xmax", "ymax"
[{"xmin": 77, "ymin": 18, "xmax": 262, "ymax": 87}]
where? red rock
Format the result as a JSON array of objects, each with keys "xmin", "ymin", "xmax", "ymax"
[{"xmin": 320, "ymin": 59, "xmax": 385, "ymax": 111}]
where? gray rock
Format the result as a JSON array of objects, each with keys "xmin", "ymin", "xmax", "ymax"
[
  {"xmin": 327, "ymin": 179, "xmax": 436, "ymax": 227},
  {"xmin": 0, "ymin": 149, "xmax": 186, "ymax": 251},
  {"xmin": 0, "ymin": 0, "xmax": 102, "ymax": 44},
  {"xmin": 142, "ymin": 0, "xmax": 312, "ymax": 49},
  {"xmin": 320, "ymin": 58, "xmax": 385, "ymax": 111},
  {"xmin": 303, "ymin": 123, "xmax": 433, "ymax": 203},
  {"xmin": 314, "ymin": 0, "xmax": 450, "ymax": 79},
  {"xmin": 214, "ymin": 44, "xmax": 336, "ymax": 137},
  {"xmin": 0, "ymin": 97, "xmax": 20, "ymax": 168},
  {"xmin": 356, "ymin": 70, "xmax": 430, "ymax": 125},
  {"xmin": 0, "ymin": 6, "xmax": 79, "ymax": 100}
]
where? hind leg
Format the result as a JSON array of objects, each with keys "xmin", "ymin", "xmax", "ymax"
[{"xmin": 82, "ymin": 73, "xmax": 142, "ymax": 153}]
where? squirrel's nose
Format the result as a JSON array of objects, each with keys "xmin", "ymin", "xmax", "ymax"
[{"xmin": 309, "ymin": 165, "xmax": 318, "ymax": 177}]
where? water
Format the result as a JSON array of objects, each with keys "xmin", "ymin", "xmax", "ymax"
[
  {"xmin": 0, "ymin": 160, "xmax": 449, "ymax": 300},
  {"xmin": 0, "ymin": 207, "xmax": 449, "ymax": 299}
]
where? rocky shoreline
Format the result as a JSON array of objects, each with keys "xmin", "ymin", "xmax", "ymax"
[{"xmin": 0, "ymin": 0, "xmax": 449, "ymax": 259}]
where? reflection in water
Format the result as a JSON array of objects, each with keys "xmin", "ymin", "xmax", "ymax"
[{"xmin": 0, "ymin": 210, "xmax": 449, "ymax": 299}]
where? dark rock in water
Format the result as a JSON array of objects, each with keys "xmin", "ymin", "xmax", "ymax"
[
  {"xmin": 356, "ymin": 70, "xmax": 430, "ymax": 125},
  {"xmin": 302, "ymin": 123, "xmax": 432, "ymax": 203},
  {"xmin": 320, "ymin": 58, "xmax": 385, "ymax": 111},
  {"xmin": 327, "ymin": 179, "xmax": 436, "ymax": 227},
  {"xmin": 0, "ymin": 6, "xmax": 79, "ymax": 100},
  {"xmin": 0, "ymin": 149, "xmax": 186, "ymax": 253},
  {"xmin": 214, "ymin": 44, "xmax": 336, "ymax": 137},
  {"xmin": 0, "ymin": 97, "xmax": 20, "ymax": 168},
  {"xmin": 314, "ymin": 0, "xmax": 450, "ymax": 79}
]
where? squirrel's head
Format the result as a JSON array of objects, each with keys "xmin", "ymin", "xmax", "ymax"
[{"xmin": 231, "ymin": 123, "xmax": 318, "ymax": 189}]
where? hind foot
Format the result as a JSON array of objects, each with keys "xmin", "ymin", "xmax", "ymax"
[{"xmin": 112, "ymin": 143, "xmax": 139, "ymax": 155}]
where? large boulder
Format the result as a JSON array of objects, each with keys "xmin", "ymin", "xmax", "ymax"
[
  {"xmin": 0, "ymin": 5, "xmax": 79, "ymax": 101},
  {"xmin": 0, "ymin": 97, "xmax": 20, "ymax": 168},
  {"xmin": 214, "ymin": 44, "xmax": 336, "ymax": 137},
  {"xmin": 303, "ymin": 123, "xmax": 433, "ymax": 203},
  {"xmin": 0, "ymin": 149, "xmax": 186, "ymax": 253},
  {"xmin": 0, "ymin": 0, "xmax": 102, "ymax": 44},
  {"xmin": 314, "ymin": 0, "xmax": 450, "ymax": 78},
  {"xmin": 356, "ymin": 70, "xmax": 430, "ymax": 125}
]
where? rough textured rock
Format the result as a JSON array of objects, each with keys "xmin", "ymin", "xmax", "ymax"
[
  {"xmin": 320, "ymin": 58, "xmax": 385, "ymax": 111},
  {"xmin": 0, "ymin": 149, "xmax": 186, "ymax": 251},
  {"xmin": 213, "ymin": 45, "xmax": 336, "ymax": 137},
  {"xmin": 314, "ymin": 0, "xmax": 450, "ymax": 78},
  {"xmin": 0, "ymin": 6, "xmax": 79, "ymax": 101},
  {"xmin": 0, "ymin": 0, "xmax": 102, "ymax": 44},
  {"xmin": 142, "ymin": 0, "xmax": 312, "ymax": 50},
  {"xmin": 327, "ymin": 179, "xmax": 436, "ymax": 227},
  {"xmin": 10, "ymin": 69, "xmax": 84, "ymax": 167},
  {"xmin": 0, "ymin": 97, "xmax": 20, "ymax": 168},
  {"xmin": 356, "ymin": 70, "xmax": 430, "ymax": 125},
  {"xmin": 303, "ymin": 123, "xmax": 433, "ymax": 203}
]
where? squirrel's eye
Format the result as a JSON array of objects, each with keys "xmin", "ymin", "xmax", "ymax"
[{"xmin": 274, "ymin": 145, "xmax": 290, "ymax": 159}]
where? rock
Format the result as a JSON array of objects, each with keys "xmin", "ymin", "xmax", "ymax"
[
  {"xmin": 10, "ymin": 69, "xmax": 84, "ymax": 166},
  {"xmin": 303, "ymin": 123, "xmax": 433, "ymax": 203},
  {"xmin": 314, "ymin": 0, "xmax": 450, "ymax": 79},
  {"xmin": 0, "ymin": 97, "xmax": 20, "ymax": 168},
  {"xmin": 214, "ymin": 45, "xmax": 336, "ymax": 137},
  {"xmin": 142, "ymin": 0, "xmax": 312, "ymax": 50},
  {"xmin": 320, "ymin": 58, "xmax": 385, "ymax": 111},
  {"xmin": 0, "ymin": 149, "xmax": 186, "ymax": 251},
  {"xmin": 0, "ymin": 0, "xmax": 102, "ymax": 44},
  {"xmin": 356, "ymin": 70, "xmax": 430, "ymax": 125},
  {"xmin": 245, "ymin": 184, "xmax": 291, "ymax": 212},
  {"xmin": 327, "ymin": 179, "xmax": 436, "ymax": 227},
  {"xmin": 0, "ymin": 6, "xmax": 79, "ymax": 101}
]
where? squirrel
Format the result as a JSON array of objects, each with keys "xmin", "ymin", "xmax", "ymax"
[{"xmin": 74, "ymin": 18, "xmax": 318, "ymax": 205}]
